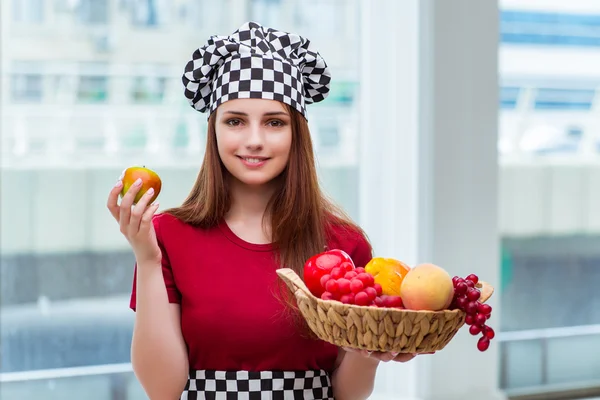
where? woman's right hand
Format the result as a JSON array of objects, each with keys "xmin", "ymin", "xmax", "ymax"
[{"xmin": 107, "ymin": 176, "xmax": 162, "ymax": 265}]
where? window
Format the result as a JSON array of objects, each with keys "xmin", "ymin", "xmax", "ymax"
[
  {"xmin": 131, "ymin": 76, "xmax": 166, "ymax": 103},
  {"xmin": 78, "ymin": 76, "xmax": 108, "ymax": 102},
  {"xmin": 77, "ymin": 0, "xmax": 109, "ymax": 25},
  {"xmin": 129, "ymin": 0, "xmax": 170, "ymax": 27},
  {"xmin": 1, "ymin": 3, "xmax": 366, "ymax": 397},
  {"xmin": 12, "ymin": 0, "xmax": 44, "ymax": 23},
  {"xmin": 11, "ymin": 74, "xmax": 43, "ymax": 102},
  {"xmin": 498, "ymin": 1, "xmax": 600, "ymax": 396},
  {"xmin": 501, "ymin": 10, "xmax": 600, "ymax": 47}
]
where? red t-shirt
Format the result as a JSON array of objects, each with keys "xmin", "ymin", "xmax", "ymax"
[{"xmin": 129, "ymin": 212, "xmax": 372, "ymax": 373}]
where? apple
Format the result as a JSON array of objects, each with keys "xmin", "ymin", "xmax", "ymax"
[
  {"xmin": 303, "ymin": 249, "xmax": 355, "ymax": 297},
  {"xmin": 120, "ymin": 166, "xmax": 162, "ymax": 205}
]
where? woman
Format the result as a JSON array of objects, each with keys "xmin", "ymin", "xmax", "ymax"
[{"xmin": 107, "ymin": 21, "xmax": 416, "ymax": 400}]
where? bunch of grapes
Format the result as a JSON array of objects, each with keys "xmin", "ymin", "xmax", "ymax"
[
  {"xmin": 319, "ymin": 267, "xmax": 403, "ymax": 308},
  {"xmin": 450, "ymin": 274, "xmax": 495, "ymax": 351}
]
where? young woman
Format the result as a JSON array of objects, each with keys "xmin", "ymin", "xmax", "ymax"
[{"xmin": 107, "ymin": 22, "xmax": 416, "ymax": 400}]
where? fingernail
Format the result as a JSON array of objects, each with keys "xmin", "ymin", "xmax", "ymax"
[
  {"xmin": 114, "ymin": 180, "xmax": 122, "ymax": 187},
  {"xmin": 146, "ymin": 188, "xmax": 154, "ymax": 196},
  {"xmin": 391, "ymin": 352, "xmax": 399, "ymax": 357},
  {"xmin": 134, "ymin": 178, "xmax": 142, "ymax": 186}
]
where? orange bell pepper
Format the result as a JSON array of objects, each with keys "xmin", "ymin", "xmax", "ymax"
[{"xmin": 364, "ymin": 257, "xmax": 411, "ymax": 296}]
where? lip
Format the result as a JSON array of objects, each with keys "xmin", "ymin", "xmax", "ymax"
[{"xmin": 237, "ymin": 155, "xmax": 270, "ymax": 168}]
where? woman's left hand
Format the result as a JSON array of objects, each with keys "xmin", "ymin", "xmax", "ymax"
[{"xmin": 342, "ymin": 347, "xmax": 433, "ymax": 363}]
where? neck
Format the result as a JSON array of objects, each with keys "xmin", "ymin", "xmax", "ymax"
[{"xmin": 226, "ymin": 176, "xmax": 278, "ymax": 224}]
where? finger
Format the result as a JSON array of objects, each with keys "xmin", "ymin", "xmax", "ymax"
[
  {"xmin": 107, "ymin": 180, "xmax": 124, "ymax": 221},
  {"xmin": 393, "ymin": 353, "xmax": 417, "ymax": 363},
  {"xmin": 119, "ymin": 178, "xmax": 143, "ymax": 229},
  {"xmin": 342, "ymin": 347, "xmax": 372, "ymax": 358},
  {"xmin": 139, "ymin": 201, "xmax": 160, "ymax": 233},
  {"xmin": 129, "ymin": 187, "xmax": 156, "ymax": 235},
  {"xmin": 372, "ymin": 352, "xmax": 396, "ymax": 362}
]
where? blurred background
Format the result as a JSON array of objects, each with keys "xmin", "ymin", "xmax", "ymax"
[{"xmin": 1, "ymin": 0, "xmax": 599, "ymax": 399}]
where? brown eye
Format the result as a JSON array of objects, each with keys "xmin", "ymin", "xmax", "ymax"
[
  {"xmin": 226, "ymin": 119, "xmax": 242, "ymax": 126},
  {"xmin": 268, "ymin": 120, "xmax": 285, "ymax": 127}
]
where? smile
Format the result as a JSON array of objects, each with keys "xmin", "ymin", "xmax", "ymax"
[{"xmin": 237, "ymin": 156, "xmax": 270, "ymax": 167}]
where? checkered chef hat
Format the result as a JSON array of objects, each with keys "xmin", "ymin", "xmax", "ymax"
[{"xmin": 182, "ymin": 21, "xmax": 331, "ymax": 119}]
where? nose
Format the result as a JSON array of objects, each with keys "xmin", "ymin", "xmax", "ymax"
[{"xmin": 245, "ymin": 123, "xmax": 264, "ymax": 151}]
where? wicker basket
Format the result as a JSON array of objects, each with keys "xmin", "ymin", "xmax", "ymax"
[{"xmin": 276, "ymin": 268, "xmax": 494, "ymax": 354}]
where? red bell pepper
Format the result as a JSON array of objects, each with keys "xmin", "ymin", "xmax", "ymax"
[{"xmin": 303, "ymin": 249, "xmax": 355, "ymax": 297}]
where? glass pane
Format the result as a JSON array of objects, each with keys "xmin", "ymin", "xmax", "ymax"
[
  {"xmin": 498, "ymin": 0, "xmax": 600, "ymax": 395},
  {"xmin": 547, "ymin": 334, "xmax": 600, "ymax": 385},
  {"xmin": 503, "ymin": 340, "xmax": 543, "ymax": 389},
  {"xmin": 1, "ymin": 0, "xmax": 364, "ymax": 398}
]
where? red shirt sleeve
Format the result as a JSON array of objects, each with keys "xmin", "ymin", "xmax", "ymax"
[
  {"xmin": 349, "ymin": 230, "xmax": 373, "ymax": 269},
  {"xmin": 129, "ymin": 213, "xmax": 182, "ymax": 311},
  {"xmin": 326, "ymin": 222, "xmax": 373, "ymax": 269}
]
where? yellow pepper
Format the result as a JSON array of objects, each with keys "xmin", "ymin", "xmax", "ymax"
[{"xmin": 364, "ymin": 257, "xmax": 411, "ymax": 296}]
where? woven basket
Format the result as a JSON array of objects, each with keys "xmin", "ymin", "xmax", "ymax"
[{"xmin": 276, "ymin": 268, "xmax": 494, "ymax": 354}]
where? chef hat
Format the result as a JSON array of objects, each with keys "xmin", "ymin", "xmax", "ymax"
[{"xmin": 182, "ymin": 21, "xmax": 331, "ymax": 119}]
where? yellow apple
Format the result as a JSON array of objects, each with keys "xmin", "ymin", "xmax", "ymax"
[{"xmin": 120, "ymin": 166, "xmax": 162, "ymax": 205}]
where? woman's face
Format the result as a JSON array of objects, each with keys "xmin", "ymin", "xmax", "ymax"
[{"xmin": 214, "ymin": 98, "xmax": 293, "ymax": 188}]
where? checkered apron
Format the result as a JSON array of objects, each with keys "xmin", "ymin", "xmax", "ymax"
[{"xmin": 181, "ymin": 370, "xmax": 334, "ymax": 400}]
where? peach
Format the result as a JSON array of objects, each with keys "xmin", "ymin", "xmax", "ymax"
[{"xmin": 400, "ymin": 263, "xmax": 455, "ymax": 311}]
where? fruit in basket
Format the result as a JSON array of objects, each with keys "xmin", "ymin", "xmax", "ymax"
[
  {"xmin": 303, "ymin": 249, "xmax": 355, "ymax": 297},
  {"xmin": 364, "ymin": 257, "xmax": 411, "ymax": 296},
  {"xmin": 120, "ymin": 166, "xmax": 162, "ymax": 205},
  {"xmin": 379, "ymin": 295, "xmax": 404, "ymax": 308},
  {"xmin": 400, "ymin": 263, "xmax": 454, "ymax": 311},
  {"xmin": 318, "ymin": 267, "xmax": 405, "ymax": 309},
  {"xmin": 450, "ymin": 273, "xmax": 496, "ymax": 352}
]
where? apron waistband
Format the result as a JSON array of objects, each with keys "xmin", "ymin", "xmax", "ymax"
[{"xmin": 181, "ymin": 369, "xmax": 333, "ymax": 400}]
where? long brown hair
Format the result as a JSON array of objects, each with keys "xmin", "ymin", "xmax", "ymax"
[{"xmin": 165, "ymin": 102, "xmax": 369, "ymax": 275}]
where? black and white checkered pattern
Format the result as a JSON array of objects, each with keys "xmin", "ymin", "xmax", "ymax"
[
  {"xmin": 182, "ymin": 21, "xmax": 331, "ymax": 119},
  {"xmin": 181, "ymin": 369, "xmax": 334, "ymax": 400}
]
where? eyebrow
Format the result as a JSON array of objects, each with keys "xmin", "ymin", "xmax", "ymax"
[{"xmin": 223, "ymin": 111, "xmax": 289, "ymax": 117}]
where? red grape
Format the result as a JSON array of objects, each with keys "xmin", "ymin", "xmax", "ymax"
[
  {"xmin": 455, "ymin": 282, "xmax": 468, "ymax": 295},
  {"xmin": 477, "ymin": 336, "xmax": 490, "ymax": 351},
  {"xmin": 340, "ymin": 293, "xmax": 355, "ymax": 304},
  {"xmin": 475, "ymin": 313, "xmax": 487, "ymax": 326},
  {"xmin": 344, "ymin": 271, "xmax": 358, "ymax": 280},
  {"xmin": 452, "ymin": 276, "xmax": 461, "ymax": 286},
  {"xmin": 325, "ymin": 279, "xmax": 339, "ymax": 294},
  {"xmin": 354, "ymin": 292, "xmax": 370, "ymax": 306},
  {"xmin": 319, "ymin": 274, "xmax": 331, "ymax": 289},
  {"xmin": 350, "ymin": 279, "xmax": 364, "ymax": 294},
  {"xmin": 466, "ymin": 274, "xmax": 479, "ymax": 285},
  {"xmin": 456, "ymin": 296, "xmax": 468, "ymax": 309},
  {"xmin": 356, "ymin": 273, "xmax": 375, "ymax": 287},
  {"xmin": 469, "ymin": 325, "xmax": 482, "ymax": 335},
  {"xmin": 467, "ymin": 288, "xmax": 481, "ymax": 301},
  {"xmin": 478, "ymin": 303, "xmax": 492, "ymax": 316},
  {"xmin": 337, "ymin": 278, "xmax": 351, "ymax": 294},
  {"xmin": 465, "ymin": 301, "xmax": 478, "ymax": 315},
  {"xmin": 330, "ymin": 267, "xmax": 344, "ymax": 280},
  {"xmin": 340, "ymin": 261, "xmax": 355, "ymax": 272},
  {"xmin": 483, "ymin": 326, "xmax": 495, "ymax": 339},
  {"xmin": 373, "ymin": 283, "xmax": 383, "ymax": 296},
  {"xmin": 321, "ymin": 291, "xmax": 335, "ymax": 301},
  {"xmin": 364, "ymin": 287, "xmax": 378, "ymax": 301}
]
